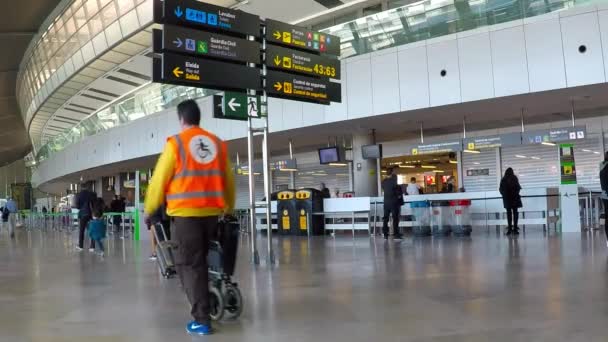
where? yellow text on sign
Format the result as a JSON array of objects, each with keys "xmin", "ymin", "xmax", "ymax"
[
  {"xmin": 282, "ymin": 56, "xmax": 292, "ymax": 68},
  {"xmin": 282, "ymin": 32, "xmax": 291, "ymax": 43},
  {"xmin": 283, "ymin": 82, "xmax": 293, "ymax": 94}
]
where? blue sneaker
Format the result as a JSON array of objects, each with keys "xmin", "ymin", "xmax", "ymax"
[{"xmin": 186, "ymin": 321, "xmax": 213, "ymax": 335}]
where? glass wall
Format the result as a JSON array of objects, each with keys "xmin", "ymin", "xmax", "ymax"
[
  {"xmin": 35, "ymin": 82, "xmax": 216, "ymax": 163},
  {"xmin": 30, "ymin": 0, "xmax": 600, "ymax": 163},
  {"xmin": 321, "ymin": 0, "xmax": 596, "ymax": 58},
  {"xmin": 17, "ymin": 0, "xmax": 149, "ymax": 123}
]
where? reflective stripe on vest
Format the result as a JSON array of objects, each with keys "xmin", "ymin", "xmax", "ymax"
[
  {"xmin": 173, "ymin": 169, "xmax": 224, "ymax": 180},
  {"xmin": 174, "ymin": 134, "xmax": 186, "ymax": 164},
  {"xmin": 166, "ymin": 191, "xmax": 225, "ymax": 200}
]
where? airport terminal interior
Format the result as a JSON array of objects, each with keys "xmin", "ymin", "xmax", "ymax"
[{"xmin": 3, "ymin": 0, "xmax": 608, "ymax": 340}]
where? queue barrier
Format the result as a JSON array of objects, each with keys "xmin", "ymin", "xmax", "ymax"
[{"xmin": 20, "ymin": 211, "xmax": 136, "ymax": 239}]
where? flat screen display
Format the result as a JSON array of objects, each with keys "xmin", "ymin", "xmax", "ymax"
[
  {"xmin": 362, "ymin": 144, "xmax": 382, "ymax": 159},
  {"xmin": 319, "ymin": 147, "xmax": 340, "ymax": 164}
]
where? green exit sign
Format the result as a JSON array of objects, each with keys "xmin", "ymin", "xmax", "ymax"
[{"xmin": 213, "ymin": 92, "xmax": 264, "ymax": 121}]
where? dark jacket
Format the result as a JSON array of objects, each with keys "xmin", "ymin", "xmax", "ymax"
[
  {"xmin": 321, "ymin": 188, "xmax": 331, "ymax": 199},
  {"xmin": 600, "ymin": 161, "xmax": 608, "ymax": 196},
  {"xmin": 382, "ymin": 175, "xmax": 403, "ymax": 206},
  {"xmin": 74, "ymin": 190, "xmax": 97, "ymax": 218},
  {"xmin": 499, "ymin": 175, "xmax": 522, "ymax": 209}
]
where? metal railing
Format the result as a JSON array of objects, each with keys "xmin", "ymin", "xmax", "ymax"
[{"xmin": 20, "ymin": 211, "xmax": 136, "ymax": 238}]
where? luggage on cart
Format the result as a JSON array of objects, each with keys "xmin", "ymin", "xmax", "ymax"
[
  {"xmin": 152, "ymin": 223, "xmax": 176, "ymax": 278},
  {"xmin": 212, "ymin": 215, "xmax": 240, "ymax": 276},
  {"xmin": 208, "ymin": 215, "xmax": 243, "ymax": 321}
]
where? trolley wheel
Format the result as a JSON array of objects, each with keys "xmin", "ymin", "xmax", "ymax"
[
  {"xmin": 209, "ymin": 285, "xmax": 224, "ymax": 321},
  {"xmin": 222, "ymin": 284, "xmax": 243, "ymax": 319}
]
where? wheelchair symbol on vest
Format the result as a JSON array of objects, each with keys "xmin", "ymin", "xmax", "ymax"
[{"xmin": 189, "ymin": 135, "xmax": 217, "ymax": 164}]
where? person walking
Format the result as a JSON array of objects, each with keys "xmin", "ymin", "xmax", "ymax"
[
  {"xmin": 499, "ymin": 168, "xmax": 523, "ymax": 235},
  {"xmin": 5, "ymin": 197, "xmax": 18, "ymax": 238},
  {"xmin": 599, "ymin": 152, "xmax": 608, "ymax": 247},
  {"xmin": 145, "ymin": 99, "xmax": 235, "ymax": 336},
  {"xmin": 73, "ymin": 182, "xmax": 97, "ymax": 251},
  {"xmin": 382, "ymin": 167, "xmax": 403, "ymax": 240}
]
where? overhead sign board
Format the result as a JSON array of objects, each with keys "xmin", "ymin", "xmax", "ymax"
[
  {"xmin": 522, "ymin": 126, "xmax": 586, "ymax": 145},
  {"xmin": 154, "ymin": 25, "xmax": 260, "ymax": 64},
  {"xmin": 266, "ymin": 70, "xmax": 331, "ymax": 103},
  {"xmin": 265, "ymin": 19, "xmax": 340, "ymax": 56},
  {"xmin": 266, "ymin": 44, "xmax": 340, "ymax": 79},
  {"xmin": 411, "ymin": 140, "xmax": 462, "ymax": 155},
  {"xmin": 156, "ymin": 0, "xmax": 261, "ymax": 37},
  {"xmin": 463, "ymin": 132, "xmax": 522, "ymax": 150},
  {"xmin": 155, "ymin": 52, "xmax": 261, "ymax": 91}
]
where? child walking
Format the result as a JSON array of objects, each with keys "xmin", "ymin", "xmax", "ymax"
[{"xmin": 88, "ymin": 208, "xmax": 107, "ymax": 257}]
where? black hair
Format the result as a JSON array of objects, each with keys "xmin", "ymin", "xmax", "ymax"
[
  {"xmin": 504, "ymin": 167, "xmax": 515, "ymax": 177},
  {"xmin": 177, "ymin": 99, "xmax": 201, "ymax": 126},
  {"xmin": 604, "ymin": 151, "xmax": 608, "ymax": 161},
  {"xmin": 410, "ymin": 177, "xmax": 416, "ymax": 182}
]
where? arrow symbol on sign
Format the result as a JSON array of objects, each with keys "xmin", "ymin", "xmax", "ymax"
[
  {"xmin": 273, "ymin": 31, "xmax": 281, "ymax": 40},
  {"xmin": 228, "ymin": 98, "xmax": 241, "ymax": 112},
  {"xmin": 174, "ymin": 6, "xmax": 183, "ymax": 18},
  {"xmin": 274, "ymin": 82, "xmax": 282, "ymax": 92},
  {"xmin": 274, "ymin": 55, "xmax": 281, "ymax": 66},
  {"xmin": 173, "ymin": 37, "xmax": 183, "ymax": 48},
  {"xmin": 173, "ymin": 67, "xmax": 184, "ymax": 78}
]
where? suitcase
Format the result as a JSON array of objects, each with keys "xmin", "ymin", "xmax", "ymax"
[
  {"xmin": 152, "ymin": 223, "xmax": 176, "ymax": 278},
  {"xmin": 217, "ymin": 216, "xmax": 240, "ymax": 276}
]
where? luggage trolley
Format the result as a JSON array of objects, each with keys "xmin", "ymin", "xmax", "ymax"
[
  {"xmin": 207, "ymin": 216, "xmax": 243, "ymax": 321},
  {"xmin": 153, "ymin": 217, "xmax": 243, "ymax": 321}
]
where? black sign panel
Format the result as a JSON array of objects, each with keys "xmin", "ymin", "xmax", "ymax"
[
  {"xmin": 154, "ymin": 26, "xmax": 260, "ymax": 64},
  {"xmin": 463, "ymin": 132, "xmax": 522, "ymax": 150},
  {"xmin": 266, "ymin": 44, "xmax": 340, "ymax": 79},
  {"xmin": 155, "ymin": 52, "xmax": 261, "ymax": 91},
  {"xmin": 157, "ymin": 0, "xmax": 260, "ymax": 37},
  {"xmin": 265, "ymin": 19, "xmax": 340, "ymax": 56},
  {"xmin": 411, "ymin": 140, "xmax": 462, "ymax": 155},
  {"xmin": 266, "ymin": 70, "xmax": 331, "ymax": 103},
  {"xmin": 522, "ymin": 126, "xmax": 587, "ymax": 145}
]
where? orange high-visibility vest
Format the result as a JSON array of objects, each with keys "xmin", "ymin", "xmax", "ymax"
[{"xmin": 166, "ymin": 127, "xmax": 227, "ymax": 211}]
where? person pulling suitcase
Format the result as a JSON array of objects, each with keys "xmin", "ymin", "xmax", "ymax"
[{"xmin": 144, "ymin": 100, "xmax": 235, "ymax": 336}]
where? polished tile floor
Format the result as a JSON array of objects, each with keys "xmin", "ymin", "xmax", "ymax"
[{"xmin": 1, "ymin": 226, "xmax": 608, "ymax": 341}]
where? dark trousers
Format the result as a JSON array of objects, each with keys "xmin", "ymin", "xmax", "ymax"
[
  {"xmin": 603, "ymin": 200, "xmax": 608, "ymax": 240},
  {"xmin": 506, "ymin": 208, "xmax": 519, "ymax": 228},
  {"xmin": 382, "ymin": 203, "xmax": 401, "ymax": 236},
  {"xmin": 78, "ymin": 215, "xmax": 94, "ymax": 249},
  {"xmin": 172, "ymin": 216, "xmax": 218, "ymax": 325}
]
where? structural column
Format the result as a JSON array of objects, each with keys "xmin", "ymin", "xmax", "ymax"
[{"xmin": 351, "ymin": 134, "xmax": 377, "ymax": 197}]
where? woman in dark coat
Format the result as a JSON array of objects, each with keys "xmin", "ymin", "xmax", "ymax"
[
  {"xmin": 599, "ymin": 152, "xmax": 608, "ymax": 247},
  {"xmin": 499, "ymin": 167, "xmax": 522, "ymax": 235}
]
